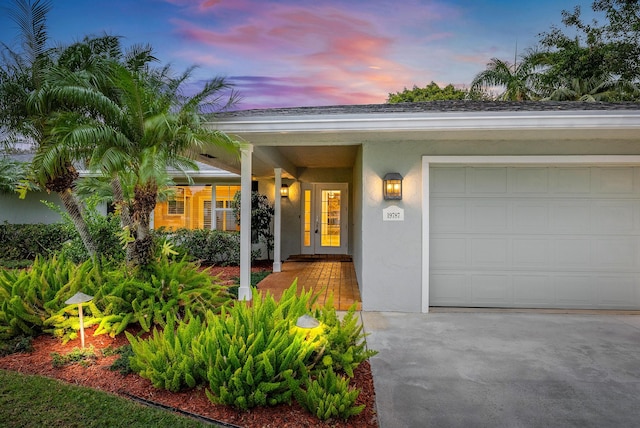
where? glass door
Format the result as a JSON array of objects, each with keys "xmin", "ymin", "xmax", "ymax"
[{"xmin": 301, "ymin": 183, "xmax": 348, "ymax": 255}]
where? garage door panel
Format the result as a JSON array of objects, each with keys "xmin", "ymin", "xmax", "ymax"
[
  {"xmin": 431, "ymin": 200, "xmax": 466, "ymax": 231},
  {"xmin": 596, "ymin": 276, "xmax": 638, "ymax": 307},
  {"xmin": 514, "ymin": 203, "xmax": 548, "ymax": 230},
  {"xmin": 553, "ymin": 276, "xmax": 596, "ymax": 307},
  {"xmin": 431, "ymin": 238, "xmax": 466, "ymax": 267},
  {"xmin": 594, "ymin": 201, "xmax": 637, "ymax": 233},
  {"xmin": 513, "ymin": 275, "xmax": 554, "ymax": 306},
  {"xmin": 512, "ymin": 167, "xmax": 549, "ymax": 193},
  {"xmin": 471, "ymin": 202, "xmax": 508, "ymax": 231},
  {"xmin": 513, "ymin": 239, "xmax": 549, "ymax": 267},
  {"xmin": 594, "ymin": 167, "xmax": 634, "ymax": 193},
  {"xmin": 471, "ymin": 275, "xmax": 511, "ymax": 305},
  {"xmin": 554, "ymin": 239, "xmax": 592, "ymax": 268},
  {"xmin": 472, "ymin": 238, "xmax": 508, "ymax": 267},
  {"xmin": 430, "ymin": 274, "xmax": 468, "ymax": 305},
  {"xmin": 430, "ymin": 165, "xmax": 640, "ymax": 310},
  {"xmin": 431, "ymin": 167, "xmax": 466, "ymax": 193},
  {"xmin": 594, "ymin": 238, "xmax": 637, "ymax": 268},
  {"xmin": 550, "ymin": 201, "xmax": 591, "ymax": 232},
  {"xmin": 552, "ymin": 168, "xmax": 591, "ymax": 193},
  {"xmin": 470, "ymin": 168, "xmax": 507, "ymax": 193}
]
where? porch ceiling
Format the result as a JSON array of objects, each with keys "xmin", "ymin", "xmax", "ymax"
[{"xmin": 198, "ymin": 144, "xmax": 359, "ymax": 179}]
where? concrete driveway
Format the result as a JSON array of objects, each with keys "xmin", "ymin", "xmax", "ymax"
[{"xmin": 362, "ymin": 311, "xmax": 640, "ymax": 428}]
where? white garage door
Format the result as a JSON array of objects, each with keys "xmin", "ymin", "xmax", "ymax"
[{"xmin": 430, "ymin": 165, "xmax": 640, "ymax": 309}]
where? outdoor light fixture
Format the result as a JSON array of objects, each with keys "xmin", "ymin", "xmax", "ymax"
[
  {"xmin": 280, "ymin": 184, "xmax": 289, "ymax": 198},
  {"xmin": 64, "ymin": 292, "xmax": 94, "ymax": 349},
  {"xmin": 296, "ymin": 314, "xmax": 320, "ymax": 329},
  {"xmin": 383, "ymin": 173, "xmax": 403, "ymax": 200}
]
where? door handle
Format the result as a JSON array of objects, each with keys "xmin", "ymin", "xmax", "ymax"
[{"xmin": 315, "ymin": 217, "xmax": 318, "ymax": 234}]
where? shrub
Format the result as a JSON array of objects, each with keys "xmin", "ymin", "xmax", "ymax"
[
  {"xmin": 158, "ymin": 228, "xmax": 240, "ymax": 265},
  {"xmin": 51, "ymin": 346, "xmax": 97, "ymax": 368},
  {"xmin": 0, "ymin": 255, "xmax": 232, "ymax": 342},
  {"xmin": 125, "ymin": 282, "xmax": 377, "ymax": 422},
  {"xmin": 198, "ymin": 289, "xmax": 320, "ymax": 410},
  {"xmin": 0, "ymin": 335, "xmax": 33, "ymax": 357},
  {"xmin": 294, "ymin": 367, "xmax": 365, "ymax": 421},
  {"xmin": 158, "ymin": 228, "xmax": 261, "ymax": 266},
  {"xmin": 0, "ymin": 222, "xmax": 72, "ymax": 261},
  {"xmin": 127, "ymin": 315, "xmax": 203, "ymax": 392},
  {"xmin": 313, "ymin": 301, "xmax": 378, "ymax": 377},
  {"xmin": 0, "ymin": 255, "xmax": 97, "ymax": 339}
]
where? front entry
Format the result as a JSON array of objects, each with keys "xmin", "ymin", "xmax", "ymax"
[{"xmin": 301, "ymin": 183, "xmax": 348, "ymax": 255}]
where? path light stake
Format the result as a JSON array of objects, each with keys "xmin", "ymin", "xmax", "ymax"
[{"xmin": 64, "ymin": 292, "xmax": 94, "ymax": 348}]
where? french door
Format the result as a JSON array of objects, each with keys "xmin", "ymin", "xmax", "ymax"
[{"xmin": 301, "ymin": 183, "xmax": 348, "ymax": 255}]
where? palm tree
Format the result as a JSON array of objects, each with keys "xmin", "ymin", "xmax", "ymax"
[
  {"xmin": 48, "ymin": 61, "xmax": 240, "ymax": 267},
  {"xmin": 470, "ymin": 54, "xmax": 543, "ymax": 101},
  {"xmin": 542, "ymin": 75, "xmax": 640, "ymax": 102},
  {"xmin": 0, "ymin": 0, "xmax": 99, "ymax": 256}
]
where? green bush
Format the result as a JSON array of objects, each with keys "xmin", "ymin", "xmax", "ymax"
[
  {"xmin": 0, "ymin": 222, "xmax": 72, "ymax": 261},
  {"xmin": 58, "ymin": 212, "xmax": 124, "ymax": 263},
  {"xmin": 125, "ymin": 282, "xmax": 376, "ymax": 423},
  {"xmin": 157, "ymin": 228, "xmax": 261, "ymax": 266},
  {"xmin": 51, "ymin": 346, "xmax": 97, "ymax": 368},
  {"xmin": 295, "ymin": 367, "xmax": 364, "ymax": 421},
  {"xmin": 127, "ymin": 315, "xmax": 203, "ymax": 392},
  {"xmin": 0, "ymin": 255, "xmax": 232, "ymax": 342},
  {"xmin": 314, "ymin": 302, "xmax": 378, "ymax": 377},
  {"xmin": 0, "ymin": 255, "xmax": 96, "ymax": 339},
  {"xmin": 198, "ymin": 288, "xmax": 320, "ymax": 410}
]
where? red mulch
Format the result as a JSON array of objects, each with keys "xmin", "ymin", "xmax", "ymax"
[{"xmin": 0, "ymin": 264, "xmax": 379, "ymax": 428}]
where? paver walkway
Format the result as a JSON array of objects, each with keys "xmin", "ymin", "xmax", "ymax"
[{"xmin": 256, "ymin": 259, "xmax": 361, "ymax": 310}]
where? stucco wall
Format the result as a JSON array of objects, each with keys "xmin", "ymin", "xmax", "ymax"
[
  {"xmin": 0, "ymin": 191, "xmax": 63, "ymax": 224},
  {"xmin": 361, "ymin": 138, "xmax": 640, "ymax": 312}
]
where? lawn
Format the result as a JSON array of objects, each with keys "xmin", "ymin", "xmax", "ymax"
[{"xmin": 0, "ymin": 369, "xmax": 213, "ymax": 428}]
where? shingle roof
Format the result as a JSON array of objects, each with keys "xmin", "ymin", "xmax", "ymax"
[{"xmin": 218, "ymin": 101, "xmax": 640, "ymax": 118}]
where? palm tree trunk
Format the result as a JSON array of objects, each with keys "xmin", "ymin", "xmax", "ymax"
[
  {"xmin": 110, "ymin": 176, "xmax": 133, "ymax": 228},
  {"xmin": 128, "ymin": 182, "xmax": 157, "ymax": 267},
  {"xmin": 58, "ymin": 188, "xmax": 97, "ymax": 258}
]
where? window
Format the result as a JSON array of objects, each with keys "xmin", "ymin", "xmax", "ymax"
[
  {"xmin": 214, "ymin": 185, "xmax": 240, "ymax": 231},
  {"xmin": 167, "ymin": 188, "xmax": 185, "ymax": 215}
]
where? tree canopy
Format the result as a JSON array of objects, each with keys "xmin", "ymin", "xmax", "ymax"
[{"xmin": 387, "ymin": 82, "xmax": 473, "ymax": 103}]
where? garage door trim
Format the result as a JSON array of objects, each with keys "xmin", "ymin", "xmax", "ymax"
[{"xmin": 421, "ymin": 155, "xmax": 640, "ymax": 313}]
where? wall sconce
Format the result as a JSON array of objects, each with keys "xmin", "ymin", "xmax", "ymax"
[
  {"xmin": 383, "ymin": 173, "xmax": 403, "ymax": 200},
  {"xmin": 64, "ymin": 291, "xmax": 94, "ymax": 348},
  {"xmin": 280, "ymin": 184, "xmax": 289, "ymax": 198}
]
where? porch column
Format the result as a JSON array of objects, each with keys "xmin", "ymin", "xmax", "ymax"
[
  {"xmin": 238, "ymin": 145, "xmax": 253, "ymax": 301},
  {"xmin": 273, "ymin": 168, "xmax": 283, "ymax": 272}
]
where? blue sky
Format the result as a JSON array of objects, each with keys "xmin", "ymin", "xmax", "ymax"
[{"xmin": 0, "ymin": 0, "xmax": 596, "ymax": 109}]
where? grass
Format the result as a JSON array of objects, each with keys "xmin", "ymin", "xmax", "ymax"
[{"xmin": 0, "ymin": 369, "xmax": 213, "ymax": 428}]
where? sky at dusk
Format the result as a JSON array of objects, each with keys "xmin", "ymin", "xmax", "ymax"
[{"xmin": 0, "ymin": 0, "xmax": 597, "ymax": 110}]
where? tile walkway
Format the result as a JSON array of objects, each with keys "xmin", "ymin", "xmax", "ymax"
[{"xmin": 256, "ymin": 259, "xmax": 362, "ymax": 310}]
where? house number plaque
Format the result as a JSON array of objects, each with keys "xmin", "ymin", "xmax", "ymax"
[{"xmin": 383, "ymin": 205, "xmax": 404, "ymax": 221}]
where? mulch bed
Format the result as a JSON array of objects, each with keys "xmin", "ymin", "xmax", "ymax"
[{"xmin": 0, "ymin": 264, "xmax": 379, "ymax": 427}]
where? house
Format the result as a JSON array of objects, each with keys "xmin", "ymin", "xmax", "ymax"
[
  {"xmin": 0, "ymin": 156, "xmax": 241, "ymax": 232},
  {"xmin": 4, "ymin": 101, "xmax": 640, "ymax": 313},
  {"xmin": 203, "ymin": 101, "xmax": 640, "ymax": 312}
]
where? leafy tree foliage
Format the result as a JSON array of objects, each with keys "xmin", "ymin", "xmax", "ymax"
[
  {"xmin": 232, "ymin": 191, "xmax": 274, "ymax": 260},
  {"xmin": 387, "ymin": 81, "xmax": 475, "ymax": 103},
  {"xmin": 469, "ymin": 1, "xmax": 640, "ymax": 101},
  {"xmin": 471, "ymin": 55, "xmax": 543, "ymax": 101}
]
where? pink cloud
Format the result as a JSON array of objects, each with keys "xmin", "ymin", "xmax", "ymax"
[{"xmin": 164, "ymin": 0, "xmax": 462, "ymax": 107}]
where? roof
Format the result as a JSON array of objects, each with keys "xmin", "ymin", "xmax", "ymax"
[{"xmin": 218, "ymin": 101, "xmax": 640, "ymax": 119}]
